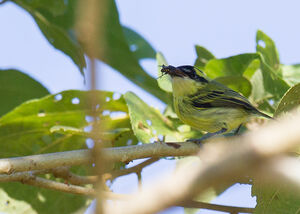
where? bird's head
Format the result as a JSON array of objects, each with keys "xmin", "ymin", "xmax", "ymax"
[
  {"xmin": 160, "ymin": 65, "xmax": 209, "ymax": 96},
  {"xmin": 161, "ymin": 65, "xmax": 208, "ymax": 83}
]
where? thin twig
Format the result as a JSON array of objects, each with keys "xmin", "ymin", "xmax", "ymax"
[
  {"xmin": 103, "ymin": 158, "xmax": 159, "ymax": 181},
  {"xmin": 177, "ymin": 200, "xmax": 254, "ymax": 213}
]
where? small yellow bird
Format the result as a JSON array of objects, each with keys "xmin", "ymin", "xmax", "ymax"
[{"xmin": 161, "ymin": 65, "xmax": 272, "ymax": 142}]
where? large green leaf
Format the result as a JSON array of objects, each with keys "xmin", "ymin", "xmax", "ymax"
[
  {"xmin": 252, "ymin": 181, "xmax": 300, "ymax": 214},
  {"xmin": 123, "ymin": 26, "xmax": 156, "ymax": 60},
  {"xmin": 275, "ymin": 83, "xmax": 300, "ymax": 117},
  {"xmin": 100, "ymin": 1, "xmax": 171, "ymax": 104},
  {"xmin": 0, "ymin": 90, "xmax": 128, "ymax": 157},
  {"xmin": 0, "ymin": 69, "xmax": 49, "ymax": 117},
  {"xmin": 204, "ymin": 53, "xmax": 259, "ymax": 79}
]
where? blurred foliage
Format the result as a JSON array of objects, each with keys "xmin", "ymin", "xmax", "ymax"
[{"xmin": 0, "ymin": 0, "xmax": 299, "ymax": 213}]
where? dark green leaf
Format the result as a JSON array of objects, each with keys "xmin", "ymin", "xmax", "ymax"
[
  {"xmin": 157, "ymin": 52, "xmax": 172, "ymax": 93},
  {"xmin": 275, "ymin": 83, "xmax": 300, "ymax": 116},
  {"xmin": 14, "ymin": 0, "xmax": 86, "ymax": 75},
  {"xmin": 123, "ymin": 26, "xmax": 156, "ymax": 60},
  {"xmin": 0, "ymin": 69, "xmax": 49, "ymax": 117},
  {"xmin": 194, "ymin": 45, "xmax": 215, "ymax": 68},
  {"xmin": 204, "ymin": 53, "xmax": 259, "ymax": 79},
  {"xmin": 100, "ymin": 1, "xmax": 171, "ymax": 104},
  {"xmin": 214, "ymin": 76, "xmax": 252, "ymax": 97}
]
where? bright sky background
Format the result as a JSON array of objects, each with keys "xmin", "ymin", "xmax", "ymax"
[{"xmin": 1, "ymin": 0, "xmax": 300, "ymax": 213}]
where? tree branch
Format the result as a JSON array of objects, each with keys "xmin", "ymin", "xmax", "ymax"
[
  {"xmin": 0, "ymin": 142, "xmax": 199, "ymax": 174},
  {"xmin": 52, "ymin": 167, "xmax": 98, "ymax": 185}
]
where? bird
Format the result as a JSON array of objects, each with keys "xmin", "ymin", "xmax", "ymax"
[{"xmin": 160, "ymin": 64, "xmax": 272, "ymax": 143}]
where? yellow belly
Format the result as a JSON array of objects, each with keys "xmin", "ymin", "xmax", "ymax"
[{"xmin": 174, "ymin": 97, "xmax": 250, "ymax": 133}]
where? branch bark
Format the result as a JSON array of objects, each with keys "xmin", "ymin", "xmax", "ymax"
[{"xmin": 0, "ymin": 142, "xmax": 199, "ymax": 174}]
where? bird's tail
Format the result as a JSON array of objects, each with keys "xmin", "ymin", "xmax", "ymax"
[{"xmin": 256, "ymin": 110, "xmax": 273, "ymax": 119}]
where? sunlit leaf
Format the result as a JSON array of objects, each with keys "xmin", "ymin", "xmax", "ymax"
[
  {"xmin": 282, "ymin": 64, "xmax": 300, "ymax": 86},
  {"xmin": 275, "ymin": 83, "xmax": 300, "ymax": 116}
]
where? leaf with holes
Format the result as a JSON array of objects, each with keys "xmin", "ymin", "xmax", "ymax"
[
  {"xmin": 123, "ymin": 26, "xmax": 156, "ymax": 60},
  {"xmin": 124, "ymin": 92, "xmax": 190, "ymax": 143},
  {"xmin": 0, "ymin": 69, "xmax": 49, "ymax": 117},
  {"xmin": 204, "ymin": 53, "xmax": 259, "ymax": 79},
  {"xmin": 252, "ymin": 180, "xmax": 300, "ymax": 214},
  {"xmin": 194, "ymin": 45, "xmax": 215, "ymax": 69},
  {"xmin": 274, "ymin": 83, "xmax": 300, "ymax": 117},
  {"xmin": 157, "ymin": 52, "xmax": 172, "ymax": 93},
  {"xmin": 0, "ymin": 90, "xmax": 129, "ymax": 157}
]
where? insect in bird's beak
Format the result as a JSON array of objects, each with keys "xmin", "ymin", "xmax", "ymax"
[{"xmin": 160, "ymin": 65, "xmax": 186, "ymax": 78}]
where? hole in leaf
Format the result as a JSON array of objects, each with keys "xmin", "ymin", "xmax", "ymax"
[
  {"xmin": 110, "ymin": 111, "xmax": 127, "ymax": 118},
  {"xmin": 130, "ymin": 44, "xmax": 138, "ymax": 52},
  {"xmin": 258, "ymin": 40, "xmax": 266, "ymax": 48},
  {"xmin": 137, "ymin": 142, "xmax": 143, "ymax": 145},
  {"xmin": 113, "ymin": 92, "xmax": 121, "ymax": 100},
  {"xmin": 38, "ymin": 110, "xmax": 46, "ymax": 117},
  {"xmin": 152, "ymin": 130, "xmax": 157, "ymax": 135},
  {"xmin": 85, "ymin": 115, "xmax": 94, "ymax": 122},
  {"xmin": 72, "ymin": 97, "xmax": 80, "ymax": 104},
  {"xmin": 146, "ymin": 119, "xmax": 152, "ymax": 126},
  {"xmin": 149, "ymin": 137, "xmax": 156, "ymax": 143},
  {"xmin": 86, "ymin": 138, "xmax": 94, "ymax": 148},
  {"xmin": 102, "ymin": 110, "xmax": 110, "ymax": 116},
  {"xmin": 84, "ymin": 125, "xmax": 93, "ymax": 132},
  {"xmin": 127, "ymin": 139, "xmax": 133, "ymax": 146},
  {"xmin": 54, "ymin": 94, "xmax": 62, "ymax": 102},
  {"xmin": 106, "ymin": 97, "xmax": 111, "ymax": 102}
]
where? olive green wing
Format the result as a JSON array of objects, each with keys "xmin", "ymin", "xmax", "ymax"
[{"xmin": 189, "ymin": 81, "xmax": 270, "ymax": 117}]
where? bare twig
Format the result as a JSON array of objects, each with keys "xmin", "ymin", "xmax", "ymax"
[
  {"xmin": 0, "ymin": 142, "xmax": 198, "ymax": 174},
  {"xmin": 177, "ymin": 200, "xmax": 254, "ymax": 213},
  {"xmin": 103, "ymin": 158, "xmax": 159, "ymax": 181}
]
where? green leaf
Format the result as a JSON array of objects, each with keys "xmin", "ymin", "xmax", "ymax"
[
  {"xmin": 252, "ymin": 181, "xmax": 300, "ymax": 214},
  {"xmin": 14, "ymin": 0, "xmax": 86, "ymax": 75},
  {"xmin": 249, "ymin": 70, "xmax": 272, "ymax": 104},
  {"xmin": 275, "ymin": 83, "xmax": 300, "ymax": 117},
  {"xmin": 0, "ymin": 69, "xmax": 49, "ymax": 117},
  {"xmin": 123, "ymin": 26, "xmax": 156, "ymax": 60},
  {"xmin": 214, "ymin": 76, "xmax": 252, "ymax": 97},
  {"xmin": 0, "ymin": 90, "xmax": 128, "ymax": 157},
  {"xmin": 256, "ymin": 30, "xmax": 281, "ymax": 75},
  {"xmin": 204, "ymin": 53, "xmax": 259, "ymax": 79},
  {"xmin": 194, "ymin": 45, "xmax": 215, "ymax": 68},
  {"xmin": 157, "ymin": 52, "xmax": 172, "ymax": 93},
  {"xmin": 282, "ymin": 64, "xmax": 300, "ymax": 86}
]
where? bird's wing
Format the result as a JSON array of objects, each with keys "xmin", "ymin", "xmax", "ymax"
[{"xmin": 190, "ymin": 81, "xmax": 259, "ymax": 113}]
